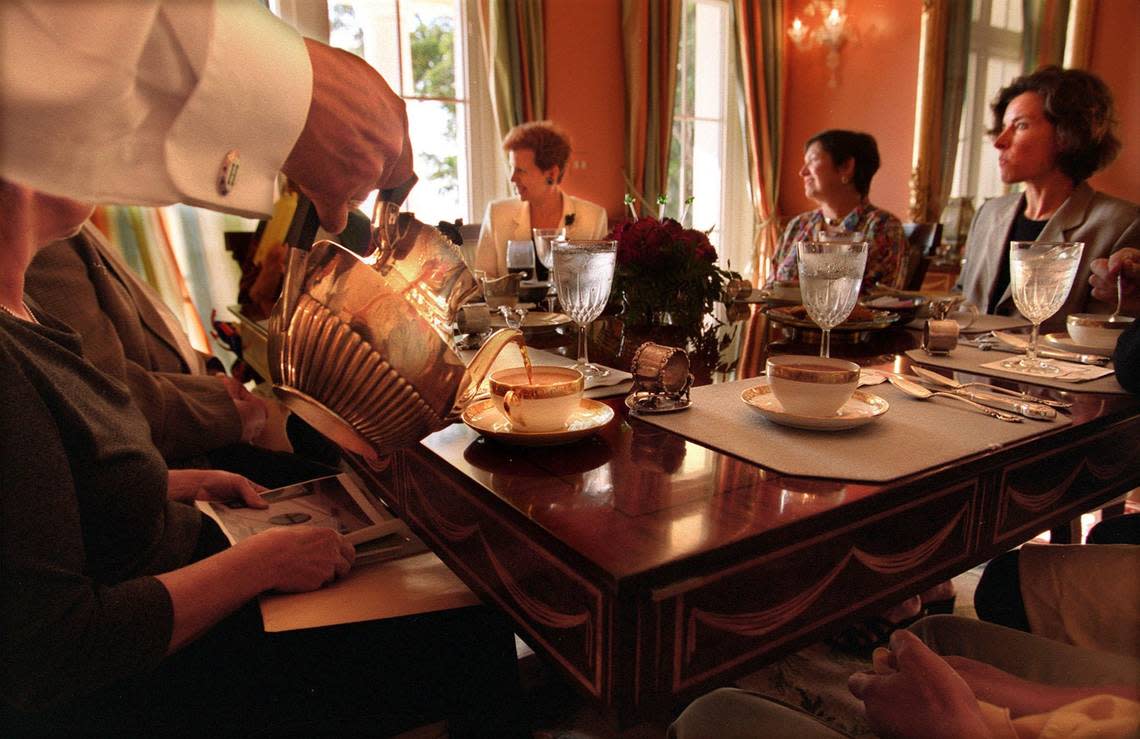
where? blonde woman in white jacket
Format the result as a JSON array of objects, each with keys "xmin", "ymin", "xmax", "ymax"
[{"xmin": 475, "ymin": 121, "xmax": 608, "ymax": 278}]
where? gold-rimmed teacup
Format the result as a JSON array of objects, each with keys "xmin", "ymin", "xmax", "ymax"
[
  {"xmin": 1066, "ymin": 313, "xmax": 1134, "ymax": 351},
  {"xmin": 489, "ymin": 366, "xmax": 584, "ymax": 432},
  {"xmin": 766, "ymin": 355, "xmax": 860, "ymax": 417}
]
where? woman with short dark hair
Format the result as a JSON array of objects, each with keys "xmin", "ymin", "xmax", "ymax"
[
  {"xmin": 958, "ymin": 66, "xmax": 1139, "ymax": 324},
  {"xmin": 770, "ymin": 129, "xmax": 908, "ymax": 290},
  {"xmin": 474, "ymin": 121, "xmax": 608, "ymax": 278}
]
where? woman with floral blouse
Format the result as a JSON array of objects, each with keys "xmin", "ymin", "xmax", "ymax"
[{"xmin": 770, "ymin": 130, "xmax": 908, "ymax": 291}]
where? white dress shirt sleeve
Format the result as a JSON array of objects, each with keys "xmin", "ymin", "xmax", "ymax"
[{"xmin": 0, "ymin": 0, "xmax": 312, "ymax": 218}]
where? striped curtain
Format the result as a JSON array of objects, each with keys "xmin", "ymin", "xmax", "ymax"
[
  {"xmin": 479, "ymin": 0, "xmax": 546, "ymax": 143},
  {"xmin": 620, "ymin": 0, "xmax": 681, "ymax": 216},
  {"xmin": 909, "ymin": 0, "xmax": 970, "ymax": 224},
  {"xmin": 732, "ymin": 0, "xmax": 782, "ymax": 285},
  {"xmin": 1063, "ymin": 0, "xmax": 1095, "ymax": 69},
  {"xmin": 90, "ymin": 205, "xmax": 245, "ymax": 360},
  {"xmin": 1023, "ymin": 0, "xmax": 1071, "ymax": 71}
]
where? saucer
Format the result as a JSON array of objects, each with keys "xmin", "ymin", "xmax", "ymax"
[
  {"xmin": 741, "ymin": 381, "xmax": 889, "ymax": 431},
  {"xmin": 462, "ymin": 398, "xmax": 614, "ymax": 446},
  {"xmin": 488, "ymin": 311, "xmax": 572, "ymax": 331},
  {"xmin": 1042, "ymin": 332, "xmax": 1114, "ymax": 357}
]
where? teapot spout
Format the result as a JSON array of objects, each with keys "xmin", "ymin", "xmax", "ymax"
[{"xmin": 456, "ymin": 328, "xmax": 525, "ymax": 408}]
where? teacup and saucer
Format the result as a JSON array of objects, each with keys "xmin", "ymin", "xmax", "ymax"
[
  {"xmin": 463, "ymin": 365, "xmax": 614, "ymax": 445},
  {"xmin": 742, "ymin": 355, "xmax": 889, "ymax": 431}
]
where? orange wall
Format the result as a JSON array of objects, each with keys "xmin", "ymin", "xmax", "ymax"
[
  {"xmin": 779, "ymin": 0, "xmax": 922, "ymax": 221},
  {"xmin": 541, "ymin": 0, "xmax": 1136, "ymax": 227},
  {"xmin": 544, "ymin": 0, "xmax": 627, "ymax": 221},
  {"xmin": 1085, "ymin": 0, "xmax": 1140, "ymax": 202}
]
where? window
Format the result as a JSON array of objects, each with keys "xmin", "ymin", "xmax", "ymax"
[
  {"xmin": 666, "ymin": 0, "xmax": 753, "ymax": 274},
  {"xmin": 318, "ymin": 0, "xmax": 501, "ymax": 225},
  {"xmin": 950, "ymin": 0, "xmax": 1024, "ymax": 208}
]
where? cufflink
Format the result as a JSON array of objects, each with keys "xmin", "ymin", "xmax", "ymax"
[{"xmin": 216, "ymin": 149, "xmax": 241, "ymax": 196}]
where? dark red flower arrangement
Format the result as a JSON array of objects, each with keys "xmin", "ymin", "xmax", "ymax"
[{"xmin": 606, "ymin": 217, "xmax": 736, "ymax": 329}]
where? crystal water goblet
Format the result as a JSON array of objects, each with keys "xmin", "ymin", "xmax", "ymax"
[
  {"xmin": 553, "ymin": 240, "xmax": 617, "ymax": 378},
  {"xmin": 797, "ymin": 239, "xmax": 869, "ymax": 358},
  {"xmin": 1001, "ymin": 241, "xmax": 1085, "ymax": 375}
]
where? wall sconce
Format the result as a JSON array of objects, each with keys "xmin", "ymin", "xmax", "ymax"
[{"xmin": 788, "ymin": 1, "xmax": 848, "ymax": 88}]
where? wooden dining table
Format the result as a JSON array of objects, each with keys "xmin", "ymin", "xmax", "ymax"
[{"xmin": 346, "ymin": 322, "xmax": 1140, "ymax": 727}]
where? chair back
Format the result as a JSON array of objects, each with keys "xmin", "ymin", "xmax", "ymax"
[{"xmin": 901, "ymin": 222, "xmax": 943, "ymax": 290}]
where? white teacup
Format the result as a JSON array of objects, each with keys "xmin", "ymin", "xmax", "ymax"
[
  {"xmin": 489, "ymin": 365, "xmax": 584, "ymax": 432},
  {"xmin": 766, "ymin": 355, "xmax": 860, "ymax": 417},
  {"xmin": 1067, "ymin": 313, "xmax": 1133, "ymax": 351}
]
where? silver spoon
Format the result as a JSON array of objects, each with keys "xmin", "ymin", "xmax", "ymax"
[
  {"xmin": 909, "ymin": 366, "xmax": 1072, "ymax": 409},
  {"xmin": 886, "ymin": 374, "xmax": 1022, "ymax": 422}
]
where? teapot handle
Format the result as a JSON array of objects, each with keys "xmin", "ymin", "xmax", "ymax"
[
  {"xmin": 286, "ymin": 193, "xmax": 373, "ymax": 256},
  {"xmin": 284, "ymin": 193, "xmax": 322, "ymax": 253}
]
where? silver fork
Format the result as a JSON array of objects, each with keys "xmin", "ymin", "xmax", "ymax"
[{"xmin": 886, "ymin": 375, "xmax": 1023, "ymax": 422}]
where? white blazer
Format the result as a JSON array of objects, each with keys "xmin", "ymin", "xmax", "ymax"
[{"xmin": 474, "ymin": 195, "xmax": 609, "ymax": 277}]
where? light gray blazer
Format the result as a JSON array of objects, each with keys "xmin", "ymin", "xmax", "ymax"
[
  {"xmin": 474, "ymin": 194, "xmax": 609, "ymax": 277},
  {"xmin": 957, "ymin": 182, "xmax": 1140, "ymax": 328}
]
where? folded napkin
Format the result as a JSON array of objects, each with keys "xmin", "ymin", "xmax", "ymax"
[
  {"xmin": 978, "ymin": 357, "xmax": 1114, "ymax": 382},
  {"xmin": 904, "ymin": 347, "xmax": 1126, "ymax": 393}
]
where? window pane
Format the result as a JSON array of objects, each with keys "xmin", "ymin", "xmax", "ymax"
[
  {"xmin": 667, "ymin": 0, "xmax": 727, "ymax": 238},
  {"xmin": 691, "ymin": 119, "xmax": 722, "ymax": 235},
  {"xmin": 951, "ymin": 51, "xmax": 978, "ymax": 198},
  {"xmin": 401, "ymin": 0, "xmax": 458, "ymax": 99},
  {"xmin": 336, "ymin": 1, "xmax": 401, "ymax": 87},
  {"xmin": 692, "ymin": 2, "xmax": 725, "ymax": 119},
  {"xmin": 327, "ymin": 0, "xmax": 468, "ymax": 224},
  {"xmin": 1006, "ymin": 0, "xmax": 1023, "ymax": 33},
  {"xmin": 405, "ymin": 99, "xmax": 463, "ymax": 223},
  {"xmin": 976, "ymin": 57, "xmax": 1015, "ymax": 200}
]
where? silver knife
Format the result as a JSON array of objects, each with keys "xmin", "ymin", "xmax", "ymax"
[
  {"xmin": 963, "ymin": 337, "xmax": 1110, "ymax": 366},
  {"xmin": 910, "ymin": 365, "xmax": 1073, "ymax": 409},
  {"xmin": 950, "ymin": 389, "xmax": 1057, "ymax": 420},
  {"xmin": 989, "ymin": 331, "xmax": 1111, "ymax": 366}
]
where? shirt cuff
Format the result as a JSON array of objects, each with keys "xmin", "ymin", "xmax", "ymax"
[{"xmin": 165, "ymin": 2, "xmax": 313, "ymax": 218}]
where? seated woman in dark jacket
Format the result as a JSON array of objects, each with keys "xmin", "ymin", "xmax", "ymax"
[{"xmin": 0, "ymin": 180, "xmax": 522, "ymax": 736}]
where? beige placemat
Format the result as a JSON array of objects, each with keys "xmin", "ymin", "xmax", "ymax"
[
  {"xmin": 634, "ymin": 378, "xmax": 1071, "ymax": 482},
  {"xmin": 905, "ymin": 347, "xmax": 1126, "ymax": 394},
  {"xmin": 904, "ymin": 313, "xmax": 1032, "ymax": 335}
]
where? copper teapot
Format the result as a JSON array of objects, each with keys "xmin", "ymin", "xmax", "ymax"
[{"xmin": 267, "ymin": 188, "xmax": 522, "ymax": 460}]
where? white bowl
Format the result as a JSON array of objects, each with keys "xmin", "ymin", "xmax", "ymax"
[
  {"xmin": 766, "ymin": 355, "xmax": 860, "ymax": 417},
  {"xmin": 1066, "ymin": 313, "xmax": 1134, "ymax": 351}
]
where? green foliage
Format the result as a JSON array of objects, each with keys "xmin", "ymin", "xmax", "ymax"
[
  {"xmin": 409, "ymin": 14, "xmax": 455, "ymax": 98},
  {"xmin": 409, "ymin": 14, "xmax": 457, "ymax": 195}
]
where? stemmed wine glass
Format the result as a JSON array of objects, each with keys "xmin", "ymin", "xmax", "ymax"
[
  {"xmin": 533, "ymin": 227, "xmax": 565, "ymax": 311},
  {"xmin": 1001, "ymin": 241, "xmax": 1085, "ymax": 375},
  {"xmin": 553, "ymin": 240, "xmax": 617, "ymax": 378},
  {"xmin": 797, "ymin": 239, "xmax": 868, "ymax": 358}
]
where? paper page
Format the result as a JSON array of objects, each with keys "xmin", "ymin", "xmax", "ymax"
[{"xmin": 259, "ymin": 549, "xmax": 480, "ymax": 632}]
